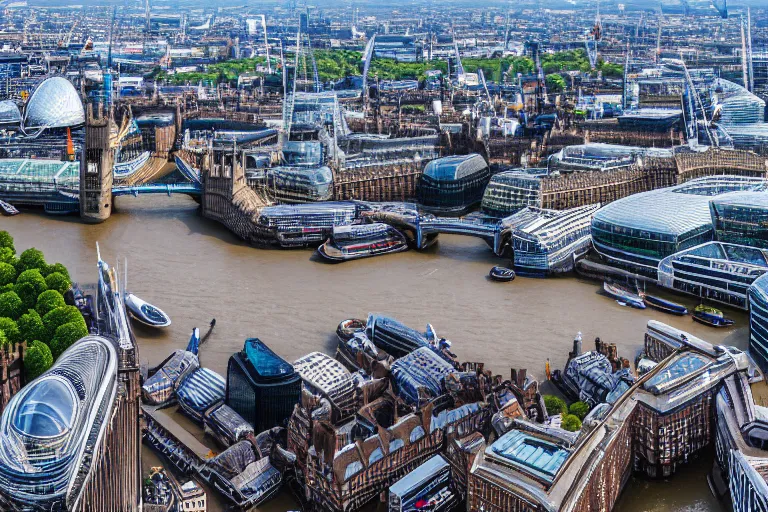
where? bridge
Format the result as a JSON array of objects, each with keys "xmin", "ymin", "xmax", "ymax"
[{"xmin": 112, "ymin": 182, "xmax": 202, "ymax": 197}]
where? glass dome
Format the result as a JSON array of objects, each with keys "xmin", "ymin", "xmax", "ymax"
[
  {"xmin": 12, "ymin": 377, "xmax": 77, "ymax": 439},
  {"xmin": 0, "ymin": 101, "xmax": 21, "ymax": 125},
  {"xmin": 24, "ymin": 77, "xmax": 85, "ymax": 130}
]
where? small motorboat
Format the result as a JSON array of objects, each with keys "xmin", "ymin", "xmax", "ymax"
[
  {"xmin": 642, "ymin": 294, "xmax": 688, "ymax": 316},
  {"xmin": 489, "ymin": 266, "xmax": 516, "ymax": 282},
  {"xmin": 692, "ymin": 304, "xmax": 734, "ymax": 328},
  {"xmin": 603, "ymin": 282, "xmax": 645, "ymax": 309},
  {"xmin": 125, "ymin": 293, "xmax": 171, "ymax": 328},
  {"xmin": 0, "ymin": 200, "xmax": 19, "ymax": 216}
]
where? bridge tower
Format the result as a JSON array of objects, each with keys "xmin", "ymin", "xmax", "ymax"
[{"xmin": 81, "ymin": 104, "xmax": 114, "ymax": 223}]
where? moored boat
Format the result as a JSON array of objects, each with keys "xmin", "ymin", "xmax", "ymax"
[
  {"xmin": 642, "ymin": 294, "xmax": 688, "ymax": 316},
  {"xmin": 318, "ymin": 222, "xmax": 408, "ymax": 262},
  {"xmin": 125, "ymin": 293, "xmax": 171, "ymax": 328},
  {"xmin": 336, "ymin": 318, "xmax": 366, "ymax": 343},
  {"xmin": 0, "ymin": 199, "xmax": 18, "ymax": 216},
  {"xmin": 692, "ymin": 304, "xmax": 735, "ymax": 327},
  {"xmin": 603, "ymin": 281, "xmax": 646, "ymax": 309},
  {"xmin": 489, "ymin": 266, "xmax": 516, "ymax": 282}
]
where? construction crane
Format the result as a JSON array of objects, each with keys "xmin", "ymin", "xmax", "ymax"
[
  {"xmin": 585, "ymin": 0, "xmax": 601, "ymax": 69},
  {"xmin": 740, "ymin": 8, "xmax": 754, "ymax": 93},
  {"xmin": 656, "ymin": 8, "xmax": 663, "ymax": 64}
]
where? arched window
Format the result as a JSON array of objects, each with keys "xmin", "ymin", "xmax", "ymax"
[
  {"xmin": 410, "ymin": 426, "xmax": 425, "ymax": 443},
  {"xmin": 389, "ymin": 438, "xmax": 404, "ymax": 452},
  {"xmin": 369, "ymin": 448, "xmax": 384, "ymax": 465},
  {"xmin": 344, "ymin": 461, "xmax": 364, "ymax": 480}
]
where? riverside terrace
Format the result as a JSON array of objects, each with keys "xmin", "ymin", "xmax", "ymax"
[{"xmin": 140, "ymin": 309, "xmax": 768, "ymax": 512}]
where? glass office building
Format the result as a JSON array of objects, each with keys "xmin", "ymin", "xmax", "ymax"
[
  {"xmin": 592, "ymin": 176, "xmax": 767, "ymax": 277},
  {"xmin": 659, "ymin": 242, "xmax": 768, "ymax": 309},
  {"xmin": 416, "ymin": 153, "xmax": 491, "ymax": 215},
  {"xmin": 480, "ymin": 168, "xmax": 547, "ymax": 218},
  {"xmin": 748, "ymin": 273, "xmax": 768, "ymax": 373},
  {"xmin": 226, "ymin": 338, "xmax": 301, "ymax": 432},
  {"xmin": 711, "ymin": 191, "xmax": 768, "ymax": 249}
]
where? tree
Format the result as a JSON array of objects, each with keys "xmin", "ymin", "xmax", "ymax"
[
  {"xmin": 44, "ymin": 273, "xmax": 71, "ymax": 296},
  {"xmin": 561, "ymin": 413, "xmax": 582, "ymax": 432},
  {"xmin": 0, "ymin": 318, "xmax": 20, "ymax": 346},
  {"xmin": 18, "ymin": 248, "xmax": 46, "ymax": 273},
  {"xmin": 0, "ymin": 292, "xmax": 23, "ymax": 320},
  {"xmin": 543, "ymin": 395, "xmax": 568, "ymax": 416},
  {"xmin": 18, "ymin": 310, "xmax": 45, "ymax": 344},
  {"xmin": 24, "ymin": 340, "xmax": 53, "ymax": 381},
  {"xmin": 13, "ymin": 282, "xmax": 37, "ymax": 311},
  {"xmin": 0, "ymin": 231, "xmax": 13, "ymax": 252},
  {"xmin": 49, "ymin": 321, "xmax": 88, "ymax": 359},
  {"xmin": 16, "ymin": 269, "xmax": 47, "ymax": 297},
  {"xmin": 569, "ymin": 401, "xmax": 590, "ymax": 421},
  {"xmin": 36, "ymin": 290, "xmax": 66, "ymax": 317},
  {"xmin": 0, "ymin": 330, "xmax": 6, "ymax": 348},
  {"xmin": 43, "ymin": 263, "xmax": 70, "ymax": 281},
  {"xmin": 546, "ymin": 73, "xmax": 566, "ymax": 93},
  {"xmin": 42, "ymin": 305, "xmax": 86, "ymax": 343},
  {"xmin": 0, "ymin": 248, "xmax": 15, "ymax": 266},
  {"xmin": 0, "ymin": 262, "xmax": 15, "ymax": 287}
]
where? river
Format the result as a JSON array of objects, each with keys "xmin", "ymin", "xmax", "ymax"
[{"xmin": 3, "ymin": 193, "xmax": 737, "ymax": 511}]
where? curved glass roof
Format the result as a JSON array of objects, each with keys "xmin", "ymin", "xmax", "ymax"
[
  {"xmin": 593, "ymin": 176, "xmax": 767, "ymax": 237},
  {"xmin": 423, "ymin": 153, "xmax": 487, "ymax": 181},
  {"xmin": 12, "ymin": 377, "xmax": 76, "ymax": 439},
  {"xmin": 0, "ymin": 101, "xmax": 21, "ymax": 125},
  {"xmin": 24, "ymin": 77, "xmax": 85, "ymax": 130}
]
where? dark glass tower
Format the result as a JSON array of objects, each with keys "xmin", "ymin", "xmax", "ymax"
[{"xmin": 226, "ymin": 338, "xmax": 301, "ymax": 433}]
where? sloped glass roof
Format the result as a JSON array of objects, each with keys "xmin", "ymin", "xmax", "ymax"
[
  {"xmin": 244, "ymin": 338, "xmax": 294, "ymax": 379},
  {"xmin": 12, "ymin": 377, "xmax": 76, "ymax": 439},
  {"xmin": 423, "ymin": 153, "xmax": 488, "ymax": 181},
  {"xmin": 593, "ymin": 176, "xmax": 766, "ymax": 237},
  {"xmin": 24, "ymin": 77, "xmax": 85, "ymax": 130},
  {"xmin": 0, "ymin": 100, "xmax": 21, "ymax": 125},
  {"xmin": 644, "ymin": 353, "xmax": 712, "ymax": 395}
]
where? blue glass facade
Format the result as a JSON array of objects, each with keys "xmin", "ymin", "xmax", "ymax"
[{"xmin": 748, "ymin": 274, "xmax": 768, "ymax": 373}]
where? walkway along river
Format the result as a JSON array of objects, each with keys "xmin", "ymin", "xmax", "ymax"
[{"xmin": 3, "ymin": 194, "xmax": 738, "ymax": 511}]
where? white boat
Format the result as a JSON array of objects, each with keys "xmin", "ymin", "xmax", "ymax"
[
  {"xmin": 603, "ymin": 282, "xmax": 646, "ymax": 309},
  {"xmin": 125, "ymin": 293, "xmax": 171, "ymax": 328}
]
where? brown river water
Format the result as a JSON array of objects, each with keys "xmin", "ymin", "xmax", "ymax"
[{"xmin": 3, "ymin": 194, "xmax": 738, "ymax": 511}]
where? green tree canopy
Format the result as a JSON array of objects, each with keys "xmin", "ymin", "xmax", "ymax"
[
  {"xmin": 44, "ymin": 273, "xmax": 71, "ymax": 296},
  {"xmin": 0, "ymin": 248, "xmax": 15, "ymax": 267},
  {"xmin": 43, "ymin": 263, "xmax": 71, "ymax": 281},
  {"xmin": 16, "ymin": 269, "xmax": 47, "ymax": 297},
  {"xmin": 42, "ymin": 305, "xmax": 86, "ymax": 343},
  {"xmin": 546, "ymin": 73, "xmax": 566, "ymax": 93},
  {"xmin": 13, "ymin": 282, "xmax": 37, "ymax": 311},
  {"xmin": 36, "ymin": 290, "xmax": 66, "ymax": 317},
  {"xmin": 0, "ymin": 231, "xmax": 13, "ymax": 252},
  {"xmin": 18, "ymin": 310, "xmax": 45, "ymax": 344},
  {"xmin": 0, "ymin": 262, "xmax": 15, "ymax": 287},
  {"xmin": 50, "ymin": 321, "xmax": 88, "ymax": 359},
  {"xmin": 25, "ymin": 340, "xmax": 53, "ymax": 381},
  {"xmin": 543, "ymin": 394, "xmax": 568, "ymax": 416},
  {"xmin": 0, "ymin": 292, "xmax": 23, "ymax": 320},
  {"xmin": 0, "ymin": 318, "xmax": 19, "ymax": 346},
  {"xmin": 18, "ymin": 248, "xmax": 46, "ymax": 273},
  {"xmin": 568, "ymin": 401, "xmax": 590, "ymax": 420},
  {"xmin": 561, "ymin": 413, "xmax": 583, "ymax": 432}
]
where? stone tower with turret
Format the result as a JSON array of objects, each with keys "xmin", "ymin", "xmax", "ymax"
[{"xmin": 80, "ymin": 104, "xmax": 114, "ymax": 223}]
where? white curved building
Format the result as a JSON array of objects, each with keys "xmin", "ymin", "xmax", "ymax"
[
  {"xmin": 23, "ymin": 76, "xmax": 85, "ymax": 130},
  {"xmin": 0, "ymin": 101, "xmax": 21, "ymax": 125},
  {"xmin": 0, "ymin": 335, "xmax": 118, "ymax": 510}
]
